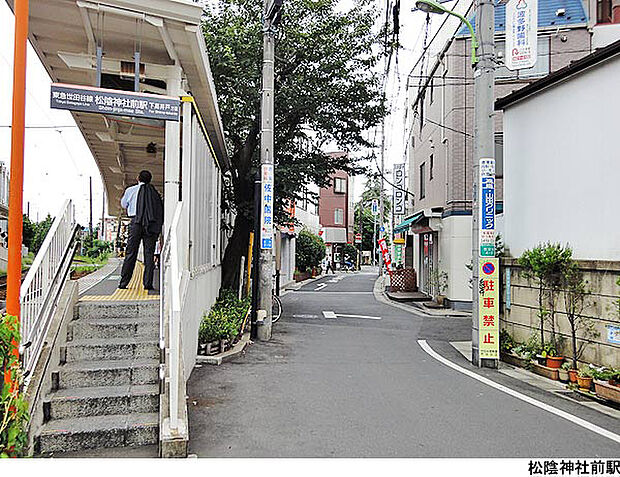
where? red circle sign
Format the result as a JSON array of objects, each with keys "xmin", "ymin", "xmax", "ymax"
[{"xmin": 482, "ymin": 262, "xmax": 495, "ymax": 275}]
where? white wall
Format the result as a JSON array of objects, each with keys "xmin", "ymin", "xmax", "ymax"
[
  {"xmin": 592, "ymin": 24, "xmax": 620, "ymax": 49},
  {"xmin": 439, "ymin": 215, "xmax": 473, "ymax": 303},
  {"xmin": 503, "ymin": 56, "xmax": 620, "ymax": 261}
]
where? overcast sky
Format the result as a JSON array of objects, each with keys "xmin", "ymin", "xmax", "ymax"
[{"xmin": 0, "ymin": 0, "xmax": 456, "ymax": 227}]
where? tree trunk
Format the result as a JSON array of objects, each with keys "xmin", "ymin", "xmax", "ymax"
[
  {"xmin": 571, "ymin": 321, "xmax": 578, "ymax": 370},
  {"xmin": 220, "ymin": 212, "xmax": 251, "ymax": 293},
  {"xmin": 538, "ymin": 281, "xmax": 545, "ymax": 348}
]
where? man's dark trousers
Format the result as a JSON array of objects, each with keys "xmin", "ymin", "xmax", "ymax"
[{"xmin": 120, "ymin": 221, "xmax": 158, "ymax": 289}]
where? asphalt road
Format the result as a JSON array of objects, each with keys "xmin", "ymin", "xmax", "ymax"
[{"xmin": 187, "ymin": 270, "xmax": 620, "ymax": 457}]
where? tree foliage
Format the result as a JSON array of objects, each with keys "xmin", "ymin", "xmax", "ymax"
[
  {"xmin": 202, "ymin": 0, "xmax": 387, "ymax": 290},
  {"xmin": 295, "ymin": 229, "xmax": 326, "ymax": 273}
]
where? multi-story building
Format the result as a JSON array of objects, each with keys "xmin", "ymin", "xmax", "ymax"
[
  {"xmin": 319, "ymin": 154, "xmax": 354, "ymax": 266},
  {"xmin": 401, "ymin": 0, "xmax": 593, "ymax": 309}
]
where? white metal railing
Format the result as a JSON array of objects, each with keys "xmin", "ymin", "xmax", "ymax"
[
  {"xmin": 160, "ymin": 203, "xmax": 185, "ymax": 431},
  {"xmin": 20, "ymin": 199, "xmax": 77, "ymax": 384}
]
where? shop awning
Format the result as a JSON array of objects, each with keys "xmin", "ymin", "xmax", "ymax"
[{"xmin": 394, "ymin": 212, "xmax": 424, "ymax": 234}]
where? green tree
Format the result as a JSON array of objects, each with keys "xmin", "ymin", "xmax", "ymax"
[
  {"xmin": 203, "ymin": 0, "xmax": 387, "ymax": 291},
  {"xmin": 295, "ymin": 229, "xmax": 326, "ymax": 273},
  {"xmin": 22, "ymin": 215, "xmax": 35, "ymax": 250},
  {"xmin": 31, "ymin": 215, "xmax": 54, "ymax": 255},
  {"xmin": 354, "ymin": 204, "xmax": 377, "ymax": 252}
]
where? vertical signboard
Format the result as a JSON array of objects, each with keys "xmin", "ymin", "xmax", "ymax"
[
  {"xmin": 479, "ymin": 258, "xmax": 499, "ymax": 359},
  {"xmin": 377, "ymin": 238, "xmax": 393, "ymax": 276},
  {"xmin": 393, "ymin": 163, "xmax": 406, "ymax": 216},
  {"xmin": 506, "ymin": 0, "xmax": 538, "ymax": 70},
  {"xmin": 260, "ymin": 164, "xmax": 274, "ymax": 249},
  {"xmin": 479, "ymin": 158, "xmax": 495, "ymax": 257}
]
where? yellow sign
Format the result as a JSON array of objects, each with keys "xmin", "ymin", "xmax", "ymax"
[{"xmin": 479, "ymin": 257, "xmax": 499, "ymax": 359}]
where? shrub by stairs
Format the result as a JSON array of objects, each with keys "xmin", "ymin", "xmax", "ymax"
[{"xmin": 36, "ymin": 301, "xmax": 160, "ymax": 455}]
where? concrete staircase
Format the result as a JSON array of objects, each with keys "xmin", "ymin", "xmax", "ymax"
[{"xmin": 36, "ymin": 301, "xmax": 160, "ymax": 455}]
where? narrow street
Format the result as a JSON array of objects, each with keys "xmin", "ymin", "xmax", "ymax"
[{"xmin": 187, "ymin": 271, "xmax": 620, "ymax": 457}]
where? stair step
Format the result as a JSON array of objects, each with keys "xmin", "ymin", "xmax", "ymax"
[
  {"xmin": 37, "ymin": 413, "xmax": 159, "ymax": 454},
  {"xmin": 77, "ymin": 301, "xmax": 159, "ymax": 320},
  {"xmin": 69, "ymin": 317, "xmax": 158, "ymax": 340},
  {"xmin": 63, "ymin": 337, "xmax": 159, "ymax": 362},
  {"xmin": 46, "ymin": 384, "xmax": 159, "ymax": 420},
  {"xmin": 57, "ymin": 359, "xmax": 159, "ymax": 389}
]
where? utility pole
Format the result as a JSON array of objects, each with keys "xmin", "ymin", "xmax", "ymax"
[
  {"xmin": 257, "ymin": 0, "xmax": 283, "ymax": 341},
  {"xmin": 89, "ymin": 176, "xmax": 93, "ymax": 238},
  {"xmin": 378, "ymin": 122, "xmax": 385, "ymax": 276},
  {"xmin": 414, "ymin": 0, "xmax": 495, "ymax": 367},
  {"xmin": 471, "ymin": 0, "xmax": 495, "ymax": 368}
]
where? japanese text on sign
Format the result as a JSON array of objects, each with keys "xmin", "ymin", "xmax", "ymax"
[
  {"xmin": 50, "ymin": 83, "xmax": 180, "ymax": 121},
  {"xmin": 479, "ymin": 158, "xmax": 496, "ymax": 257},
  {"xmin": 506, "ymin": 0, "xmax": 538, "ymax": 70},
  {"xmin": 393, "ymin": 163, "xmax": 406, "ymax": 216},
  {"xmin": 479, "ymin": 257, "xmax": 499, "ymax": 359},
  {"xmin": 377, "ymin": 238, "xmax": 393, "ymax": 276},
  {"xmin": 261, "ymin": 164, "xmax": 274, "ymax": 249}
]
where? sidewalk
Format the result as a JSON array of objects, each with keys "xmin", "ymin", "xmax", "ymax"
[
  {"xmin": 380, "ymin": 277, "xmax": 471, "ymax": 318},
  {"xmin": 76, "ymin": 257, "xmax": 121, "ymax": 295},
  {"xmin": 451, "ymin": 341, "xmax": 620, "ymax": 420}
]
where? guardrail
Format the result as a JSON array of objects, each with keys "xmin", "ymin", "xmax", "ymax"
[{"xmin": 20, "ymin": 199, "xmax": 78, "ymax": 385}]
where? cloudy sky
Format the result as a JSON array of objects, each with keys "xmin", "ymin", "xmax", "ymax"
[{"xmin": 0, "ymin": 0, "xmax": 459, "ymax": 226}]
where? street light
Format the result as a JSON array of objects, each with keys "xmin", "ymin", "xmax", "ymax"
[{"xmin": 414, "ymin": 0, "xmax": 478, "ymax": 65}]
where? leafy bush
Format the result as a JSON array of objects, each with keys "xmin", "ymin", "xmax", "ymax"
[
  {"xmin": 295, "ymin": 229, "xmax": 325, "ymax": 273},
  {"xmin": 512, "ymin": 334, "xmax": 541, "ymax": 361},
  {"xmin": 499, "ymin": 329, "xmax": 516, "ymax": 354},
  {"xmin": 84, "ymin": 239, "xmax": 112, "ymax": 260},
  {"xmin": 0, "ymin": 314, "xmax": 29, "ymax": 457},
  {"xmin": 198, "ymin": 290, "xmax": 250, "ymax": 344}
]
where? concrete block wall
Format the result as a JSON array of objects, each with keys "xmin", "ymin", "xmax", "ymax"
[{"xmin": 501, "ymin": 258, "xmax": 620, "ymax": 369}]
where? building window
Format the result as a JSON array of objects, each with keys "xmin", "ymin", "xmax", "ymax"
[
  {"xmin": 496, "ymin": 37, "xmax": 550, "ymax": 80},
  {"xmin": 334, "ymin": 177, "xmax": 346, "ymax": 194},
  {"xmin": 334, "ymin": 208, "xmax": 344, "ymax": 225},
  {"xmin": 419, "ymin": 163, "xmax": 425, "ymax": 199},
  {"xmin": 429, "ymin": 154, "xmax": 434, "ymax": 180},
  {"xmin": 598, "ymin": 0, "xmax": 613, "ymax": 23},
  {"xmin": 495, "ymin": 133, "xmax": 504, "ymax": 178}
]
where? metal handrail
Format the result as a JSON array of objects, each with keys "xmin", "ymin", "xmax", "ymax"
[
  {"xmin": 20, "ymin": 199, "xmax": 77, "ymax": 385},
  {"xmin": 160, "ymin": 203, "xmax": 184, "ymax": 431}
]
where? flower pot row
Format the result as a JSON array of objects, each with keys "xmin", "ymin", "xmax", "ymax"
[{"xmin": 198, "ymin": 336, "xmax": 241, "ymax": 356}]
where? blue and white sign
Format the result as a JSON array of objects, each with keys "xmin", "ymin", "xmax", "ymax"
[
  {"xmin": 371, "ymin": 199, "xmax": 378, "ymax": 216},
  {"xmin": 260, "ymin": 164, "xmax": 274, "ymax": 250},
  {"xmin": 506, "ymin": 0, "xmax": 538, "ymax": 70},
  {"xmin": 607, "ymin": 325, "xmax": 620, "ymax": 344},
  {"xmin": 479, "ymin": 158, "xmax": 495, "ymax": 257}
]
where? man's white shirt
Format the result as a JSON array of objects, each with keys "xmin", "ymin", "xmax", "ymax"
[{"xmin": 120, "ymin": 182, "xmax": 143, "ymax": 217}]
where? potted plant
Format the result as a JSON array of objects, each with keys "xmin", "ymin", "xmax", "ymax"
[
  {"xmin": 430, "ymin": 269, "xmax": 449, "ymax": 307},
  {"xmin": 558, "ymin": 362, "xmax": 571, "ymax": 383},
  {"xmin": 577, "ymin": 367, "xmax": 595, "ymax": 391},
  {"xmin": 542, "ymin": 342, "xmax": 564, "ymax": 369}
]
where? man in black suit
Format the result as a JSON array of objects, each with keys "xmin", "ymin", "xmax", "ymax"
[{"xmin": 119, "ymin": 170, "xmax": 163, "ymax": 290}]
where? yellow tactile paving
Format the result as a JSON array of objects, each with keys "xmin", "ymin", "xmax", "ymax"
[{"xmin": 81, "ymin": 261, "xmax": 159, "ymax": 302}]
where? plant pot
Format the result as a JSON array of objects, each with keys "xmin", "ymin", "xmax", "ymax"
[
  {"xmin": 595, "ymin": 380, "xmax": 620, "ymax": 404},
  {"xmin": 577, "ymin": 376, "xmax": 593, "ymax": 391},
  {"xmin": 568, "ymin": 369, "xmax": 578, "ymax": 383},
  {"xmin": 546, "ymin": 356, "xmax": 564, "ymax": 369},
  {"xmin": 220, "ymin": 339, "xmax": 230, "ymax": 352},
  {"xmin": 558, "ymin": 369, "xmax": 569, "ymax": 383},
  {"xmin": 436, "ymin": 295, "xmax": 446, "ymax": 307},
  {"xmin": 536, "ymin": 354, "xmax": 547, "ymax": 366},
  {"xmin": 205, "ymin": 341, "xmax": 220, "ymax": 356}
]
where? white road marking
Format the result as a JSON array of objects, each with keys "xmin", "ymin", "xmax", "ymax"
[
  {"xmin": 107, "ymin": 275, "xmax": 121, "ymax": 280},
  {"xmin": 292, "ymin": 314, "xmax": 319, "ymax": 319},
  {"xmin": 294, "ymin": 291, "xmax": 374, "ymax": 295},
  {"xmin": 328, "ymin": 279, "xmax": 339, "ymax": 283},
  {"xmin": 315, "ymin": 283, "xmax": 327, "ymax": 291},
  {"xmin": 322, "ymin": 311, "xmax": 337, "ymax": 319},
  {"xmin": 336, "ymin": 313, "xmax": 381, "ymax": 320},
  {"xmin": 418, "ymin": 339, "xmax": 620, "ymax": 445}
]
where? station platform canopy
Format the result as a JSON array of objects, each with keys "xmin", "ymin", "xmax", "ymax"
[{"xmin": 6, "ymin": 0, "xmax": 229, "ymax": 215}]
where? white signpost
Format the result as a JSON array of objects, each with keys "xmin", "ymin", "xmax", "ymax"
[
  {"xmin": 506, "ymin": 0, "xmax": 538, "ymax": 71},
  {"xmin": 371, "ymin": 199, "xmax": 378, "ymax": 215},
  {"xmin": 393, "ymin": 163, "xmax": 406, "ymax": 216},
  {"xmin": 260, "ymin": 164, "xmax": 274, "ymax": 249}
]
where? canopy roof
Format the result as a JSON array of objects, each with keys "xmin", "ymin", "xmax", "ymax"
[{"xmin": 6, "ymin": 0, "xmax": 228, "ymax": 215}]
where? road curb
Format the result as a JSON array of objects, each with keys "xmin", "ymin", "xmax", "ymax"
[
  {"xmin": 196, "ymin": 333, "xmax": 251, "ymax": 366},
  {"xmin": 373, "ymin": 276, "xmax": 430, "ymax": 317},
  {"xmin": 280, "ymin": 273, "xmax": 326, "ymax": 296}
]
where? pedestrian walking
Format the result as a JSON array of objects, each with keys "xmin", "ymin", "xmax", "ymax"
[
  {"xmin": 118, "ymin": 170, "xmax": 163, "ymax": 290},
  {"xmin": 325, "ymin": 259, "xmax": 335, "ymax": 275}
]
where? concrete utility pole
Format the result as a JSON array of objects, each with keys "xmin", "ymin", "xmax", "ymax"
[
  {"xmin": 471, "ymin": 0, "xmax": 495, "ymax": 368},
  {"xmin": 378, "ymin": 122, "xmax": 385, "ymax": 276},
  {"xmin": 414, "ymin": 0, "xmax": 495, "ymax": 367},
  {"xmin": 257, "ymin": 0, "xmax": 283, "ymax": 341}
]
